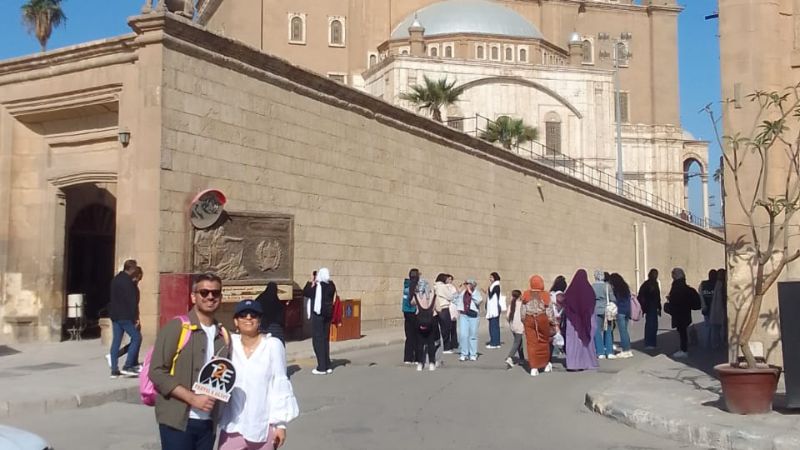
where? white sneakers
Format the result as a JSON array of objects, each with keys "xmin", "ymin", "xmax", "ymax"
[
  {"xmin": 105, "ymin": 354, "xmax": 112, "ymax": 368},
  {"xmin": 312, "ymin": 369, "xmax": 327, "ymax": 375},
  {"xmin": 443, "ymin": 350, "xmax": 454, "ymax": 354},
  {"xmin": 544, "ymin": 362, "xmax": 553, "ymax": 373},
  {"xmin": 598, "ymin": 354, "xmax": 607, "ymax": 360},
  {"xmin": 429, "ymin": 364, "xmax": 436, "ymax": 372},
  {"xmin": 606, "ymin": 353, "xmax": 618, "ymax": 360},
  {"xmin": 459, "ymin": 355, "xmax": 467, "ymax": 361},
  {"xmin": 327, "ymin": 369, "xmax": 333, "ymax": 374},
  {"xmin": 469, "ymin": 356, "xmax": 478, "ymax": 361},
  {"xmin": 530, "ymin": 368, "xmax": 539, "ymax": 377},
  {"xmin": 672, "ymin": 350, "xmax": 688, "ymax": 358},
  {"xmin": 485, "ymin": 344, "xmax": 501, "ymax": 349},
  {"xmin": 505, "ymin": 357, "xmax": 515, "ymax": 368},
  {"xmin": 416, "ymin": 363, "xmax": 436, "ymax": 371},
  {"xmin": 417, "ymin": 363, "xmax": 423, "ymax": 371}
]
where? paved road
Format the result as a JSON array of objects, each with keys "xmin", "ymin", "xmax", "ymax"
[{"xmin": 6, "ymin": 322, "xmax": 703, "ymax": 450}]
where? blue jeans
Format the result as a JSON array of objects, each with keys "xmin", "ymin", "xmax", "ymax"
[
  {"xmin": 458, "ymin": 315, "xmax": 479, "ymax": 358},
  {"xmin": 617, "ymin": 314, "xmax": 631, "ymax": 351},
  {"xmin": 488, "ymin": 317, "xmax": 501, "ymax": 346},
  {"xmin": 594, "ymin": 315, "xmax": 613, "ymax": 356},
  {"xmin": 110, "ymin": 319, "xmax": 141, "ymax": 372},
  {"xmin": 644, "ymin": 310, "xmax": 659, "ymax": 347},
  {"xmin": 159, "ymin": 419, "xmax": 214, "ymax": 450}
]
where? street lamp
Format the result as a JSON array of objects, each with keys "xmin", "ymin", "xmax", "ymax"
[{"xmin": 598, "ymin": 32, "xmax": 632, "ymax": 196}]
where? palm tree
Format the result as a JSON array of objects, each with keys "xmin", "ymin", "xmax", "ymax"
[
  {"xmin": 399, "ymin": 75, "xmax": 464, "ymax": 122},
  {"xmin": 21, "ymin": 0, "xmax": 67, "ymax": 53},
  {"xmin": 480, "ymin": 116, "xmax": 539, "ymax": 150}
]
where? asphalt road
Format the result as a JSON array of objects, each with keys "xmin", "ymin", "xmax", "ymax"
[{"xmin": 5, "ymin": 323, "xmax": 702, "ymax": 450}]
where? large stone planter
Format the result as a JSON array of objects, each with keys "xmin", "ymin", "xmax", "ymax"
[{"xmin": 715, "ymin": 363, "xmax": 782, "ymax": 414}]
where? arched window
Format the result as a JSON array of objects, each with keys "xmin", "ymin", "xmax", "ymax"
[
  {"xmin": 330, "ymin": 19, "xmax": 344, "ymax": 46},
  {"xmin": 491, "ymin": 46, "xmax": 499, "ymax": 60},
  {"xmin": 369, "ymin": 54, "xmax": 377, "ymax": 67},
  {"xmin": 401, "ymin": 49, "xmax": 409, "ymax": 55},
  {"xmin": 430, "ymin": 46, "xmax": 438, "ymax": 57},
  {"xmin": 445, "ymin": 46, "xmax": 453, "ymax": 58},
  {"xmin": 519, "ymin": 48, "xmax": 527, "ymax": 62},
  {"xmin": 289, "ymin": 16, "xmax": 304, "ymax": 43},
  {"xmin": 582, "ymin": 40, "xmax": 593, "ymax": 64},
  {"xmin": 476, "ymin": 45, "xmax": 484, "ymax": 59},
  {"xmin": 616, "ymin": 42, "xmax": 630, "ymax": 66},
  {"xmin": 545, "ymin": 111, "xmax": 562, "ymax": 155},
  {"xmin": 505, "ymin": 47, "xmax": 513, "ymax": 61}
]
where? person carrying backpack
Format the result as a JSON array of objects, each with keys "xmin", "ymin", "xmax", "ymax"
[{"xmin": 414, "ymin": 279, "xmax": 438, "ymax": 371}]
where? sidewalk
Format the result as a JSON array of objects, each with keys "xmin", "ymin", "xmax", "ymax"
[
  {"xmin": 586, "ymin": 347, "xmax": 800, "ymax": 450},
  {"xmin": 0, "ymin": 326, "xmax": 404, "ymax": 419}
]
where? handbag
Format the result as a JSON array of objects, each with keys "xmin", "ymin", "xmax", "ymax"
[
  {"xmin": 605, "ymin": 284, "xmax": 618, "ymax": 322},
  {"xmin": 498, "ymin": 294, "xmax": 508, "ymax": 312}
]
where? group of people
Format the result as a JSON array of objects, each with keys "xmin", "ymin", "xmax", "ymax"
[{"xmin": 401, "ymin": 266, "xmax": 718, "ymax": 377}]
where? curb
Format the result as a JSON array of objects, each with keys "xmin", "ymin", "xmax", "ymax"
[{"xmin": 585, "ymin": 367, "xmax": 800, "ymax": 450}]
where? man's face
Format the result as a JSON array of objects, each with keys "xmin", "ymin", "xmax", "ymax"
[{"xmin": 192, "ymin": 280, "xmax": 223, "ymax": 314}]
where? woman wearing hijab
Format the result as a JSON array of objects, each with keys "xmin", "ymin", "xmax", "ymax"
[
  {"xmin": 454, "ymin": 279, "xmax": 482, "ymax": 361},
  {"xmin": 564, "ymin": 270, "xmax": 599, "ymax": 371},
  {"xmin": 256, "ymin": 282, "xmax": 285, "ymax": 343},
  {"xmin": 219, "ymin": 300, "xmax": 299, "ymax": 450},
  {"xmin": 665, "ymin": 267, "xmax": 700, "ymax": 358},
  {"xmin": 521, "ymin": 275, "xmax": 555, "ymax": 377},
  {"xmin": 485, "ymin": 272, "xmax": 502, "ymax": 349},
  {"xmin": 402, "ymin": 269, "xmax": 420, "ymax": 364},
  {"xmin": 303, "ymin": 267, "xmax": 337, "ymax": 375}
]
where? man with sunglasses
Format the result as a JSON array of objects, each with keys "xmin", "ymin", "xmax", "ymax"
[{"xmin": 149, "ymin": 272, "xmax": 231, "ymax": 450}]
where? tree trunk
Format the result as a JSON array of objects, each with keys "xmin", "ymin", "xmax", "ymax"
[
  {"xmin": 738, "ymin": 292, "xmax": 763, "ymax": 368},
  {"xmin": 432, "ymin": 109, "xmax": 442, "ymax": 122}
]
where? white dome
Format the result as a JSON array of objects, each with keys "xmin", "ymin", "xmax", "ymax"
[{"xmin": 391, "ymin": 0, "xmax": 544, "ymax": 40}]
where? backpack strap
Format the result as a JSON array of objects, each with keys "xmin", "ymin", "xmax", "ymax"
[{"xmin": 169, "ymin": 315, "xmax": 196, "ymax": 376}]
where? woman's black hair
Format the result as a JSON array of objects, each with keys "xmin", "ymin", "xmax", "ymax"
[
  {"xmin": 435, "ymin": 273, "xmax": 448, "ymax": 283},
  {"xmin": 609, "ymin": 273, "xmax": 631, "ymax": 298},
  {"xmin": 408, "ymin": 268, "xmax": 420, "ymax": 299},
  {"xmin": 549, "ymin": 275, "xmax": 567, "ymax": 292},
  {"xmin": 508, "ymin": 289, "xmax": 522, "ymax": 323},
  {"xmin": 490, "ymin": 272, "xmax": 501, "ymax": 282}
]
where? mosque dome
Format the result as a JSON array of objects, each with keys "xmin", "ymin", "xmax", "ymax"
[{"xmin": 391, "ymin": 0, "xmax": 544, "ymax": 40}]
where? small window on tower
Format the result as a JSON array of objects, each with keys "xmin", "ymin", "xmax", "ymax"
[
  {"xmin": 329, "ymin": 19, "xmax": 345, "ymax": 46},
  {"xmin": 519, "ymin": 48, "xmax": 527, "ymax": 62},
  {"xmin": 505, "ymin": 47, "xmax": 513, "ymax": 61},
  {"xmin": 445, "ymin": 46, "xmax": 453, "ymax": 58}
]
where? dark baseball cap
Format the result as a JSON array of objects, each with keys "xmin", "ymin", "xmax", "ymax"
[{"xmin": 234, "ymin": 299, "xmax": 262, "ymax": 317}]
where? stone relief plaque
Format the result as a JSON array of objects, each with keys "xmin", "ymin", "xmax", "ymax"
[{"xmin": 192, "ymin": 213, "xmax": 293, "ymax": 284}]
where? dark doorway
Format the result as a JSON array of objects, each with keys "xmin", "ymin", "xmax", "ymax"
[{"xmin": 63, "ymin": 188, "xmax": 116, "ymax": 339}]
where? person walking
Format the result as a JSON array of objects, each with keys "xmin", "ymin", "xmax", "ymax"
[
  {"xmin": 445, "ymin": 274, "xmax": 460, "ymax": 352},
  {"xmin": 108, "ymin": 259, "xmax": 143, "ymax": 378},
  {"xmin": 304, "ymin": 268, "xmax": 336, "ymax": 374},
  {"xmin": 608, "ymin": 273, "xmax": 633, "ymax": 359},
  {"xmin": 256, "ymin": 282, "xmax": 285, "ymax": 343},
  {"xmin": 413, "ymin": 279, "xmax": 438, "ymax": 371},
  {"xmin": 637, "ymin": 269, "xmax": 662, "ymax": 349},
  {"xmin": 454, "ymin": 279, "xmax": 482, "ymax": 361},
  {"xmin": 665, "ymin": 267, "xmax": 701, "ymax": 358},
  {"xmin": 699, "ymin": 269, "xmax": 718, "ymax": 348},
  {"xmin": 563, "ymin": 269, "xmax": 598, "ymax": 371},
  {"xmin": 521, "ymin": 275, "xmax": 554, "ymax": 377},
  {"xmin": 149, "ymin": 272, "xmax": 231, "ymax": 450},
  {"xmin": 402, "ymin": 269, "xmax": 420, "ymax": 364},
  {"xmin": 592, "ymin": 270, "xmax": 615, "ymax": 359},
  {"xmin": 504, "ymin": 289, "xmax": 526, "ymax": 368},
  {"xmin": 485, "ymin": 272, "xmax": 502, "ymax": 349},
  {"xmin": 218, "ymin": 299, "xmax": 299, "ymax": 450},
  {"xmin": 549, "ymin": 276, "xmax": 567, "ymax": 359},
  {"xmin": 434, "ymin": 273, "xmax": 456, "ymax": 354}
]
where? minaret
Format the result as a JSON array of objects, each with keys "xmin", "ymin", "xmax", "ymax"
[
  {"xmin": 408, "ymin": 14, "xmax": 426, "ymax": 56},
  {"xmin": 568, "ymin": 31, "xmax": 584, "ymax": 66}
]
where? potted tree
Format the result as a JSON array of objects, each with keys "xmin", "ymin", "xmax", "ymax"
[{"xmin": 712, "ymin": 86, "xmax": 800, "ymax": 414}]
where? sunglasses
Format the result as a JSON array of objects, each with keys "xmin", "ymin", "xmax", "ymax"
[
  {"xmin": 235, "ymin": 312, "xmax": 262, "ymax": 320},
  {"xmin": 195, "ymin": 289, "xmax": 222, "ymax": 299}
]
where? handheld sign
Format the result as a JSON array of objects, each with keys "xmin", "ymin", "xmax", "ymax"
[{"xmin": 192, "ymin": 357, "xmax": 236, "ymax": 402}]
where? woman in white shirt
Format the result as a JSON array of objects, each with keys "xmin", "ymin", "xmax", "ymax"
[{"xmin": 219, "ymin": 299, "xmax": 299, "ymax": 450}]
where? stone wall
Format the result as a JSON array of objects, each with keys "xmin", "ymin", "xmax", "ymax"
[{"xmin": 156, "ymin": 17, "xmax": 723, "ymax": 329}]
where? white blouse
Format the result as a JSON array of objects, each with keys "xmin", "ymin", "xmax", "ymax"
[{"xmin": 220, "ymin": 334, "xmax": 300, "ymax": 443}]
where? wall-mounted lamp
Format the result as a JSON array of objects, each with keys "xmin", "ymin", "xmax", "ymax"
[{"xmin": 118, "ymin": 128, "xmax": 131, "ymax": 148}]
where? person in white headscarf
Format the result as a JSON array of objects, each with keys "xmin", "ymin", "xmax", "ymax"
[{"xmin": 303, "ymin": 267, "xmax": 337, "ymax": 375}]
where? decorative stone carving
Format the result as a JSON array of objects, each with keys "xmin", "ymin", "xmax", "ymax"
[
  {"xmin": 142, "ymin": 0, "xmax": 195, "ymax": 17},
  {"xmin": 192, "ymin": 213, "xmax": 294, "ymax": 284}
]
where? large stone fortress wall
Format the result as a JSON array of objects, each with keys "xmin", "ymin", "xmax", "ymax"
[{"xmin": 159, "ymin": 17, "xmax": 722, "ymax": 328}]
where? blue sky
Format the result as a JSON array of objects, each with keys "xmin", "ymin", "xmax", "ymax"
[{"xmin": 0, "ymin": 0, "xmax": 721, "ymax": 221}]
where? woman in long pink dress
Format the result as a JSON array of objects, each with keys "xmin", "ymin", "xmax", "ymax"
[{"xmin": 564, "ymin": 269, "xmax": 599, "ymax": 371}]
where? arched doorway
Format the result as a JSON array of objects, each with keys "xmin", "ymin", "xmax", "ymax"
[
  {"xmin": 63, "ymin": 184, "xmax": 116, "ymax": 338},
  {"xmin": 683, "ymin": 158, "xmax": 707, "ymax": 225}
]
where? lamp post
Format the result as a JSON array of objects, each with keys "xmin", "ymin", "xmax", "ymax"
[{"xmin": 598, "ymin": 32, "xmax": 632, "ymax": 196}]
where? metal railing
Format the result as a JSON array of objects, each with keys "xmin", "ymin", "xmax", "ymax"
[{"xmin": 445, "ymin": 114, "xmax": 721, "ymax": 230}]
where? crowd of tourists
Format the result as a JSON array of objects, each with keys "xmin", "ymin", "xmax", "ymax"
[{"xmin": 400, "ymin": 266, "xmax": 727, "ymax": 376}]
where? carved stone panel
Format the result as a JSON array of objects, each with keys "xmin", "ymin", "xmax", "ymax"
[{"xmin": 192, "ymin": 212, "xmax": 294, "ymax": 284}]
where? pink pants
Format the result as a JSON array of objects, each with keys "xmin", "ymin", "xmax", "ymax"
[{"xmin": 218, "ymin": 429, "xmax": 276, "ymax": 450}]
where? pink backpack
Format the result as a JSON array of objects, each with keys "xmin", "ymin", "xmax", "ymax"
[
  {"xmin": 140, "ymin": 315, "xmax": 193, "ymax": 406},
  {"xmin": 629, "ymin": 294, "xmax": 643, "ymax": 322}
]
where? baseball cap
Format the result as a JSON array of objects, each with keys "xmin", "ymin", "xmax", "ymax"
[{"xmin": 234, "ymin": 299, "xmax": 263, "ymax": 317}]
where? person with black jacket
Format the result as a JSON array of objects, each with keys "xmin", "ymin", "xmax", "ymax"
[
  {"xmin": 108, "ymin": 259, "xmax": 142, "ymax": 378},
  {"xmin": 665, "ymin": 267, "xmax": 701, "ymax": 358},
  {"xmin": 256, "ymin": 282, "xmax": 285, "ymax": 343},
  {"xmin": 637, "ymin": 269, "xmax": 662, "ymax": 349},
  {"xmin": 303, "ymin": 267, "xmax": 336, "ymax": 375}
]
